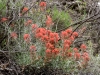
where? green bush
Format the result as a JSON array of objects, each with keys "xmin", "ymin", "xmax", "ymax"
[{"xmin": 52, "ymin": 7, "xmax": 72, "ymax": 27}]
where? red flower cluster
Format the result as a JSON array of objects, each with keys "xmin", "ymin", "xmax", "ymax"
[
  {"xmin": 60, "ymin": 28, "xmax": 79, "ymax": 58},
  {"xmin": 60, "ymin": 28, "xmax": 77, "ymax": 40},
  {"xmin": 8, "ymin": 1, "xmax": 90, "ymax": 68},
  {"xmin": 35, "ymin": 27, "xmax": 60, "ymax": 60},
  {"xmin": 73, "ymin": 43, "xmax": 89, "ymax": 64}
]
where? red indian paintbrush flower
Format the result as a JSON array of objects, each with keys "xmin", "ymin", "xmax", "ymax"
[
  {"xmin": 67, "ymin": 52, "xmax": 72, "ymax": 57},
  {"xmin": 60, "ymin": 31, "xmax": 69, "ymax": 39},
  {"xmin": 22, "ymin": 7, "xmax": 28, "ymax": 12},
  {"xmin": 53, "ymin": 33, "xmax": 60, "ymax": 42},
  {"xmin": 1, "ymin": 17, "xmax": 7, "ymax": 22},
  {"xmin": 82, "ymin": 52, "xmax": 89, "ymax": 61},
  {"xmin": 72, "ymin": 32, "xmax": 78, "ymax": 38},
  {"xmin": 46, "ymin": 15, "xmax": 53, "ymax": 27},
  {"xmin": 49, "ymin": 38, "xmax": 55, "ymax": 44},
  {"xmin": 52, "ymin": 48, "xmax": 59, "ymax": 55},
  {"xmin": 23, "ymin": 34, "xmax": 30, "ymax": 42},
  {"xmin": 46, "ymin": 49, "xmax": 51, "ymax": 54},
  {"xmin": 31, "ymin": 24, "xmax": 37, "ymax": 30},
  {"xmin": 64, "ymin": 40, "xmax": 71, "ymax": 46},
  {"xmin": 35, "ymin": 33, "xmax": 43, "ymax": 39},
  {"xmin": 46, "ymin": 42, "xmax": 54, "ymax": 49},
  {"xmin": 63, "ymin": 44, "xmax": 70, "ymax": 50},
  {"xmin": 41, "ymin": 35, "xmax": 49, "ymax": 42},
  {"xmin": 25, "ymin": 20, "xmax": 33, "ymax": 26},
  {"xmin": 69, "ymin": 36, "xmax": 74, "ymax": 41},
  {"xmin": 30, "ymin": 45, "xmax": 36, "ymax": 51},
  {"xmin": 39, "ymin": 1, "xmax": 46, "ymax": 11},
  {"xmin": 74, "ymin": 52, "xmax": 81, "ymax": 60},
  {"xmin": 10, "ymin": 32, "xmax": 17, "ymax": 39},
  {"xmin": 73, "ymin": 48, "xmax": 78, "ymax": 53},
  {"xmin": 39, "ymin": 1, "xmax": 46, "ymax": 7},
  {"xmin": 80, "ymin": 44, "xmax": 87, "ymax": 50},
  {"xmin": 65, "ymin": 29, "xmax": 72, "ymax": 34}
]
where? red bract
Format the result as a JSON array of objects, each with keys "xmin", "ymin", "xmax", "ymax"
[
  {"xmin": 64, "ymin": 40, "xmax": 71, "ymax": 46},
  {"xmin": 52, "ymin": 48, "xmax": 59, "ymax": 55},
  {"xmin": 39, "ymin": 1, "xmax": 46, "ymax": 7},
  {"xmin": 35, "ymin": 33, "xmax": 43, "ymax": 38},
  {"xmin": 39, "ymin": 1, "xmax": 46, "ymax": 11},
  {"xmin": 31, "ymin": 24, "xmax": 37, "ymax": 30},
  {"xmin": 49, "ymin": 32, "xmax": 60, "ymax": 43},
  {"xmin": 80, "ymin": 44, "xmax": 87, "ymax": 50},
  {"xmin": 35, "ymin": 28, "xmax": 47, "ymax": 39},
  {"xmin": 42, "ymin": 35, "xmax": 49, "ymax": 42},
  {"xmin": 54, "ymin": 33, "xmax": 60, "ymax": 42},
  {"xmin": 1, "ymin": 17, "xmax": 7, "ymax": 22},
  {"xmin": 73, "ymin": 48, "xmax": 78, "ymax": 53},
  {"xmin": 46, "ymin": 15, "xmax": 53, "ymax": 27},
  {"xmin": 46, "ymin": 42, "xmax": 54, "ymax": 49},
  {"xmin": 30, "ymin": 45, "xmax": 36, "ymax": 51},
  {"xmin": 36, "ymin": 28, "xmax": 46, "ymax": 34},
  {"xmin": 72, "ymin": 32, "xmax": 78, "ymax": 38},
  {"xmin": 55, "ymin": 49, "xmax": 59, "ymax": 54},
  {"xmin": 47, "ymin": 30, "xmax": 52, "ymax": 35},
  {"xmin": 74, "ymin": 52, "xmax": 81, "ymax": 60},
  {"xmin": 46, "ymin": 20, "xmax": 52, "ymax": 26},
  {"xmin": 65, "ymin": 29, "xmax": 72, "ymax": 34},
  {"xmin": 61, "ymin": 31, "xmax": 68, "ymax": 39},
  {"xmin": 82, "ymin": 52, "xmax": 89, "ymax": 61},
  {"xmin": 83, "ymin": 52, "xmax": 89, "ymax": 57},
  {"xmin": 49, "ymin": 38, "xmax": 55, "ymax": 44},
  {"xmin": 46, "ymin": 49, "xmax": 51, "ymax": 54},
  {"xmin": 24, "ymin": 20, "xmax": 33, "ymax": 26},
  {"xmin": 69, "ymin": 36, "xmax": 74, "ymax": 41},
  {"xmin": 83, "ymin": 55, "xmax": 90, "ymax": 61},
  {"xmin": 63, "ymin": 44, "xmax": 70, "ymax": 50},
  {"xmin": 22, "ymin": 7, "xmax": 28, "ymax": 12},
  {"xmin": 49, "ymin": 32, "xmax": 54, "ymax": 38},
  {"xmin": 27, "ymin": 20, "xmax": 32, "ymax": 24},
  {"xmin": 23, "ymin": 34, "xmax": 30, "ymax": 41},
  {"xmin": 10, "ymin": 32, "xmax": 17, "ymax": 39},
  {"xmin": 67, "ymin": 52, "xmax": 72, "ymax": 57}
]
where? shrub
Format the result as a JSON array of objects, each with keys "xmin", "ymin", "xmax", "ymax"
[{"xmin": 0, "ymin": 1, "xmax": 90, "ymax": 74}]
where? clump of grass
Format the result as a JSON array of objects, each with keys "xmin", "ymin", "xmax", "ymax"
[
  {"xmin": 52, "ymin": 7, "xmax": 72, "ymax": 27},
  {"xmin": 0, "ymin": 0, "xmax": 7, "ymax": 16}
]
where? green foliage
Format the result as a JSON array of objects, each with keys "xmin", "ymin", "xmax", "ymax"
[
  {"xmin": 52, "ymin": 7, "xmax": 72, "ymax": 27},
  {"xmin": 15, "ymin": 52, "xmax": 31, "ymax": 65},
  {"xmin": 0, "ymin": 0, "xmax": 7, "ymax": 16},
  {"xmin": 0, "ymin": 0, "xmax": 7, "ymax": 9}
]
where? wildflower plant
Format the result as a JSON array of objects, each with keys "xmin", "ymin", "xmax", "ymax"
[{"xmin": 0, "ymin": 0, "xmax": 90, "ymax": 73}]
